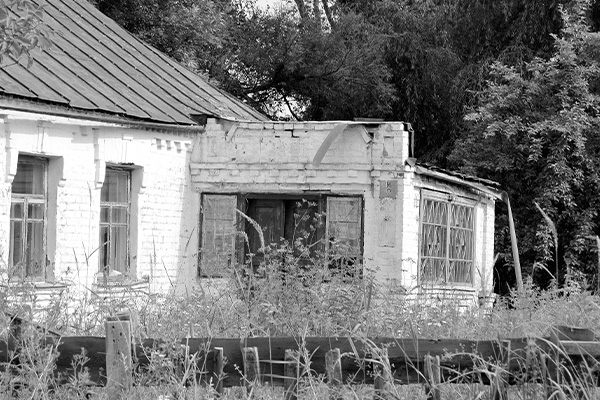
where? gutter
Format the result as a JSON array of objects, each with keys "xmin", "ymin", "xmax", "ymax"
[{"xmin": 0, "ymin": 108, "xmax": 205, "ymax": 133}]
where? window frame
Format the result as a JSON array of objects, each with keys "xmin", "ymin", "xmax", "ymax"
[
  {"xmin": 198, "ymin": 193, "xmax": 364, "ymax": 278},
  {"xmin": 99, "ymin": 166, "xmax": 131, "ymax": 277},
  {"xmin": 418, "ymin": 190, "xmax": 476, "ymax": 286},
  {"xmin": 9, "ymin": 155, "xmax": 48, "ymax": 280}
]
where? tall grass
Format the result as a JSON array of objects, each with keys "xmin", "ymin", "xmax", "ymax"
[{"xmin": 2, "ymin": 235, "xmax": 600, "ymax": 398}]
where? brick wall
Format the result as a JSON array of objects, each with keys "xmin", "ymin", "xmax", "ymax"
[
  {"xmin": 191, "ymin": 119, "xmax": 497, "ymax": 297},
  {"xmin": 0, "ymin": 112, "xmax": 198, "ymax": 297}
]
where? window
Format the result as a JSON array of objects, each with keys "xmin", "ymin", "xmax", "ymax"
[
  {"xmin": 9, "ymin": 155, "xmax": 47, "ymax": 279},
  {"xmin": 419, "ymin": 191, "xmax": 475, "ymax": 284},
  {"xmin": 199, "ymin": 194, "xmax": 362, "ymax": 277},
  {"xmin": 99, "ymin": 168, "xmax": 130, "ymax": 275}
]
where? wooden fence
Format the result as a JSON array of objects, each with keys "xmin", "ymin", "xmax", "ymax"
[{"xmin": 1, "ymin": 314, "xmax": 600, "ymax": 399}]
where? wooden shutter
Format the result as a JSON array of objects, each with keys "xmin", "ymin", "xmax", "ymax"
[
  {"xmin": 200, "ymin": 194, "xmax": 237, "ymax": 277},
  {"xmin": 326, "ymin": 197, "xmax": 362, "ymax": 259}
]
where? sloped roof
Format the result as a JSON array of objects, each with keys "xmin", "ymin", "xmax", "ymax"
[{"xmin": 0, "ymin": 0, "xmax": 267, "ymax": 124}]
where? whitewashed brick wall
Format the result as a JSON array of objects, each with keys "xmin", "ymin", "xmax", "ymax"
[
  {"xmin": 0, "ymin": 112, "xmax": 198, "ymax": 296},
  {"xmin": 191, "ymin": 118, "xmax": 497, "ymax": 297}
]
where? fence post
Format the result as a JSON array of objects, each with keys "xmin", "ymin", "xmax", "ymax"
[
  {"xmin": 242, "ymin": 346, "xmax": 260, "ymax": 391},
  {"xmin": 105, "ymin": 314, "xmax": 132, "ymax": 399},
  {"xmin": 284, "ymin": 349, "xmax": 299, "ymax": 400},
  {"xmin": 424, "ymin": 354, "xmax": 441, "ymax": 400},
  {"xmin": 326, "ymin": 348, "xmax": 343, "ymax": 399},
  {"xmin": 491, "ymin": 340, "xmax": 511, "ymax": 400},
  {"xmin": 373, "ymin": 347, "xmax": 393, "ymax": 400},
  {"xmin": 206, "ymin": 347, "xmax": 224, "ymax": 395}
]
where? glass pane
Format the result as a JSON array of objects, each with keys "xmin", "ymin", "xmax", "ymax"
[
  {"xmin": 28, "ymin": 203, "xmax": 45, "ymax": 220},
  {"xmin": 448, "ymin": 260, "xmax": 473, "ymax": 283},
  {"xmin": 101, "ymin": 170, "xmax": 129, "ymax": 203},
  {"xmin": 10, "ymin": 220, "xmax": 23, "ymax": 268},
  {"xmin": 13, "ymin": 160, "xmax": 45, "ymax": 195},
  {"xmin": 100, "ymin": 207, "xmax": 110, "ymax": 223},
  {"xmin": 421, "ymin": 224, "xmax": 447, "ymax": 257},
  {"xmin": 449, "ymin": 228, "xmax": 473, "ymax": 261},
  {"xmin": 10, "ymin": 202, "xmax": 23, "ymax": 219},
  {"xmin": 26, "ymin": 221, "xmax": 44, "ymax": 277},
  {"xmin": 422, "ymin": 199, "xmax": 447, "ymax": 225},
  {"xmin": 112, "ymin": 207, "xmax": 128, "ymax": 223},
  {"xmin": 421, "ymin": 258, "xmax": 445, "ymax": 283},
  {"xmin": 99, "ymin": 226, "xmax": 109, "ymax": 272},
  {"xmin": 451, "ymin": 205, "xmax": 473, "ymax": 228},
  {"xmin": 111, "ymin": 226, "xmax": 128, "ymax": 273}
]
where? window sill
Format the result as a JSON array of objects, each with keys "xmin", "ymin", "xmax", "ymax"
[{"xmin": 419, "ymin": 283, "xmax": 476, "ymax": 292}]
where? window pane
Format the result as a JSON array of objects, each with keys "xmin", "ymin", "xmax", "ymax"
[
  {"xmin": 26, "ymin": 221, "xmax": 44, "ymax": 277},
  {"xmin": 448, "ymin": 260, "xmax": 473, "ymax": 283},
  {"xmin": 421, "ymin": 224, "xmax": 447, "ymax": 258},
  {"xmin": 11, "ymin": 202, "xmax": 23, "ymax": 219},
  {"xmin": 326, "ymin": 197, "xmax": 362, "ymax": 257},
  {"xmin": 13, "ymin": 160, "xmax": 45, "ymax": 195},
  {"xmin": 99, "ymin": 226, "xmax": 109, "ymax": 271},
  {"xmin": 112, "ymin": 207, "xmax": 128, "ymax": 223},
  {"xmin": 111, "ymin": 226, "xmax": 128, "ymax": 273},
  {"xmin": 421, "ymin": 258, "xmax": 445, "ymax": 283},
  {"xmin": 28, "ymin": 203, "xmax": 45, "ymax": 220},
  {"xmin": 101, "ymin": 170, "xmax": 129, "ymax": 203},
  {"xmin": 422, "ymin": 199, "xmax": 447, "ymax": 225},
  {"xmin": 10, "ymin": 220, "xmax": 23, "ymax": 268},
  {"xmin": 451, "ymin": 205, "xmax": 473, "ymax": 228},
  {"xmin": 100, "ymin": 207, "xmax": 110, "ymax": 223}
]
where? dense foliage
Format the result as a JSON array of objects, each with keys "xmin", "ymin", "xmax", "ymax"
[{"xmin": 89, "ymin": 0, "xmax": 600, "ymax": 290}]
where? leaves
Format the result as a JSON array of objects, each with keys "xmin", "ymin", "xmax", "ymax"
[
  {"xmin": 0, "ymin": 0, "xmax": 52, "ymax": 68},
  {"xmin": 451, "ymin": 0, "xmax": 600, "ymax": 287}
]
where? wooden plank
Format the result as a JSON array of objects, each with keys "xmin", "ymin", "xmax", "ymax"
[
  {"xmin": 207, "ymin": 347, "xmax": 224, "ymax": 395},
  {"xmin": 242, "ymin": 346, "xmax": 260, "ymax": 388},
  {"xmin": 326, "ymin": 349, "xmax": 343, "ymax": 386},
  {"xmin": 284, "ymin": 349, "xmax": 298, "ymax": 400},
  {"xmin": 105, "ymin": 319, "xmax": 132, "ymax": 399},
  {"xmin": 373, "ymin": 348, "xmax": 394, "ymax": 400},
  {"xmin": 558, "ymin": 341, "xmax": 600, "ymax": 356},
  {"xmin": 424, "ymin": 355, "xmax": 441, "ymax": 400}
]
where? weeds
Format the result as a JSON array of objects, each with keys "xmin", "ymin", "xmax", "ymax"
[{"xmin": 2, "ymin": 230, "xmax": 600, "ymax": 398}]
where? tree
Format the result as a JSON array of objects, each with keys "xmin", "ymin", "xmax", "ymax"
[
  {"xmin": 450, "ymin": 0, "xmax": 600, "ymax": 288},
  {"xmin": 0, "ymin": 0, "xmax": 52, "ymax": 67}
]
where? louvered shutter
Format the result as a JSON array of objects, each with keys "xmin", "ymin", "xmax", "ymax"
[{"xmin": 200, "ymin": 194, "xmax": 237, "ymax": 277}]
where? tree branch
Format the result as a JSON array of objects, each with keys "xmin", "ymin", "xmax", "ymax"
[
  {"xmin": 277, "ymin": 88, "xmax": 302, "ymax": 121},
  {"xmin": 321, "ymin": 0, "xmax": 335, "ymax": 30},
  {"xmin": 313, "ymin": 0, "xmax": 322, "ymax": 30},
  {"xmin": 294, "ymin": 0, "xmax": 308, "ymax": 21}
]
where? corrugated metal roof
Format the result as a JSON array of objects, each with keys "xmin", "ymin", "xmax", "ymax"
[
  {"xmin": 0, "ymin": 0, "xmax": 268, "ymax": 124},
  {"xmin": 415, "ymin": 161, "xmax": 502, "ymax": 189}
]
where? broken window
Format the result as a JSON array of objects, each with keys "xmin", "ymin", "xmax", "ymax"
[
  {"xmin": 199, "ymin": 194, "xmax": 362, "ymax": 277},
  {"xmin": 99, "ymin": 167, "xmax": 130, "ymax": 275},
  {"xmin": 9, "ymin": 155, "xmax": 47, "ymax": 279},
  {"xmin": 419, "ymin": 191, "xmax": 475, "ymax": 285}
]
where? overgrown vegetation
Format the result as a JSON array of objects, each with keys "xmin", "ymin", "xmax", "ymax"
[{"xmin": 2, "ymin": 270, "xmax": 600, "ymax": 399}]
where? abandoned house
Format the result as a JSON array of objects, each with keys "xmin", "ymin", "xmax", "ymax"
[{"xmin": 0, "ymin": 0, "xmax": 501, "ymax": 304}]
